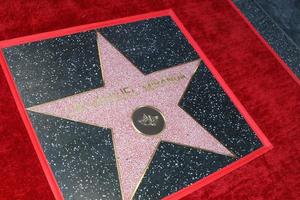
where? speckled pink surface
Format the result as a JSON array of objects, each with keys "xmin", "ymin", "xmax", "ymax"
[{"xmin": 28, "ymin": 34, "xmax": 234, "ymax": 200}]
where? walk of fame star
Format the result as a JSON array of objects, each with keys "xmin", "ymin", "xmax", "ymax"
[{"xmin": 27, "ymin": 32, "xmax": 235, "ymax": 200}]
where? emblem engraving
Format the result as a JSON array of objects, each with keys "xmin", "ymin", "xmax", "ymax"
[
  {"xmin": 132, "ymin": 106, "xmax": 165, "ymax": 136},
  {"xmin": 138, "ymin": 114, "xmax": 159, "ymax": 127}
]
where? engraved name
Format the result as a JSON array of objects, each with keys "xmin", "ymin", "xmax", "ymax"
[{"xmin": 73, "ymin": 72, "xmax": 187, "ymax": 112}]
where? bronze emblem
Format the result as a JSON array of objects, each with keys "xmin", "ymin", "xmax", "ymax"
[{"xmin": 132, "ymin": 106, "xmax": 165, "ymax": 136}]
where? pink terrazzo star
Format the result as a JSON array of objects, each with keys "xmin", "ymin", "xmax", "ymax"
[{"xmin": 28, "ymin": 33, "xmax": 234, "ymax": 200}]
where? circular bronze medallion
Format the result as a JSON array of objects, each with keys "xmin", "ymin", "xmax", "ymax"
[{"xmin": 132, "ymin": 106, "xmax": 165, "ymax": 136}]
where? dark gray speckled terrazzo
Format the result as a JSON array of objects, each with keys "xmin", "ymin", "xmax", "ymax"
[
  {"xmin": 180, "ymin": 62, "xmax": 262, "ymax": 157},
  {"xmin": 28, "ymin": 111, "xmax": 122, "ymax": 200},
  {"xmin": 3, "ymin": 31, "xmax": 103, "ymax": 108},
  {"xmin": 99, "ymin": 16, "xmax": 199, "ymax": 74},
  {"xmin": 255, "ymin": 0, "xmax": 300, "ymax": 47},
  {"xmin": 134, "ymin": 142, "xmax": 235, "ymax": 200},
  {"xmin": 234, "ymin": 0, "xmax": 300, "ymax": 78}
]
